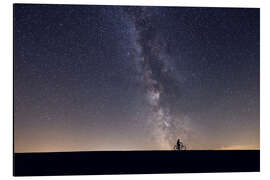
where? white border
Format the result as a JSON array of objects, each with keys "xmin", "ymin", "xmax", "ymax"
[
  {"xmin": 1, "ymin": 0, "xmax": 269, "ymax": 179},
  {"xmin": 4, "ymin": 0, "xmax": 264, "ymax": 8}
]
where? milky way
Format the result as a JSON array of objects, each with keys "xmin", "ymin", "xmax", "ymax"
[
  {"xmin": 124, "ymin": 7, "xmax": 193, "ymax": 149},
  {"xmin": 14, "ymin": 4, "xmax": 259, "ymax": 152}
]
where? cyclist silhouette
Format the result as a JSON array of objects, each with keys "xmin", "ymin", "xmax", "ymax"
[{"xmin": 173, "ymin": 138, "xmax": 186, "ymax": 150}]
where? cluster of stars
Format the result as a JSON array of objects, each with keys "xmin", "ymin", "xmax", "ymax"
[{"xmin": 14, "ymin": 4, "xmax": 259, "ymax": 152}]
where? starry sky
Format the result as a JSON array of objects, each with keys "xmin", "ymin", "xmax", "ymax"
[{"xmin": 14, "ymin": 4, "xmax": 260, "ymax": 152}]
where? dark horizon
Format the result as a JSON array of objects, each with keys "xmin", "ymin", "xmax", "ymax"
[
  {"xmin": 14, "ymin": 4, "xmax": 259, "ymax": 152},
  {"xmin": 14, "ymin": 150, "xmax": 260, "ymax": 176}
]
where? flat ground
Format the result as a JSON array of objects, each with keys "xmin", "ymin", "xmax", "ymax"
[{"xmin": 14, "ymin": 150, "xmax": 259, "ymax": 176}]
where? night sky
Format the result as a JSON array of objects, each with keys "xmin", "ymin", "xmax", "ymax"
[{"xmin": 14, "ymin": 4, "xmax": 260, "ymax": 152}]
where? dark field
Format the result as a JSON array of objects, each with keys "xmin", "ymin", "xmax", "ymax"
[{"xmin": 14, "ymin": 150, "xmax": 259, "ymax": 176}]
